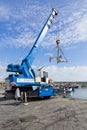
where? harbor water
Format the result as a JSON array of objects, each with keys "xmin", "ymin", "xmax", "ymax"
[{"xmin": 71, "ymin": 87, "xmax": 87, "ymax": 100}]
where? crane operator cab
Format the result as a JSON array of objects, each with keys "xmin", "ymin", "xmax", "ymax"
[{"xmin": 36, "ymin": 68, "xmax": 48, "ymax": 84}]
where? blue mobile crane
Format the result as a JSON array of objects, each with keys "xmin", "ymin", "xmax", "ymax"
[{"xmin": 5, "ymin": 8, "xmax": 58, "ymax": 101}]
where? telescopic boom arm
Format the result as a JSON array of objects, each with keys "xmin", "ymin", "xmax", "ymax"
[{"xmin": 22, "ymin": 8, "xmax": 58, "ymax": 65}]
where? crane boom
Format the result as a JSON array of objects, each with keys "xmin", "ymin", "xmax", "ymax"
[{"xmin": 22, "ymin": 8, "xmax": 57, "ymax": 65}]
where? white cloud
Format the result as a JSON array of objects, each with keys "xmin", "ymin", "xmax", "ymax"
[
  {"xmin": 0, "ymin": 63, "xmax": 87, "ymax": 82},
  {"xmin": 75, "ymin": 16, "xmax": 87, "ymax": 41},
  {"xmin": 0, "ymin": 31, "xmax": 36, "ymax": 48},
  {"xmin": 58, "ymin": 1, "xmax": 87, "ymax": 48},
  {"xmin": 0, "ymin": 2, "xmax": 52, "ymax": 48},
  {"xmin": 0, "ymin": 1, "xmax": 87, "ymax": 48},
  {"xmin": 45, "ymin": 65, "xmax": 87, "ymax": 82},
  {"xmin": 0, "ymin": 64, "xmax": 7, "ymax": 81},
  {"xmin": 0, "ymin": 5, "xmax": 11, "ymax": 21}
]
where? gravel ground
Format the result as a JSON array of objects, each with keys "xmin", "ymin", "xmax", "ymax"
[{"xmin": 0, "ymin": 89, "xmax": 87, "ymax": 130}]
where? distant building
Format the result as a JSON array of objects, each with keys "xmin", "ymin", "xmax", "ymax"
[{"xmin": 53, "ymin": 81, "xmax": 87, "ymax": 88}]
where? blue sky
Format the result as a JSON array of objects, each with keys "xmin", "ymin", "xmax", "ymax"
[{"xmin": 0, "ymin": 0, "xmax": 87, "ymax": 81}]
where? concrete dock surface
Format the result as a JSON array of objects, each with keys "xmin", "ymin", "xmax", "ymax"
[{"xmin": 0, "ymin": 92, "xmax": 87, "ymax": 130}]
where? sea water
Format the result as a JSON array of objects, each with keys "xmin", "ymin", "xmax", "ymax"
[{"xmin": 71, "ymin": 87, "xmax": 87, "ymax": 100}]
